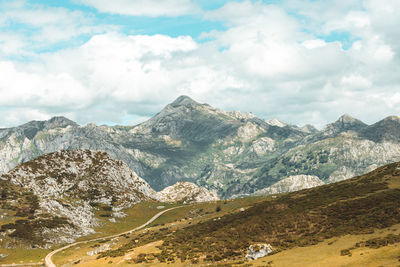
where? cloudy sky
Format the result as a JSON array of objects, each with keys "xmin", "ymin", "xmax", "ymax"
[{"xmin": 0, "ymin": 0, "xmax": 399, "ymax": 128}]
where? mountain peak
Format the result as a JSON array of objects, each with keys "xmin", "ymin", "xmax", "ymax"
[
  {"xmin": 383, "ymin": 115, "xmax": 400, "ymax": 122},
  {"xmin": 266, "ymin": 118, "xmax": 287, "ymax": 127},
  {"xmin": 46, "ymin": 116, "xmax": 78, "ymax": 129},
  {"xmin": 359, "ymin": 115, "xmax": 400, "ymax": 143},
  {"xmin": 322, "ymin": 114, "xmax": 367, "ymax": 135},
  {"xmin": 170, "ymin": 95, "xmax": 199, "ymax": 107},
  {"xmin": 337, "ymin": 114, "xmax": 358, "ymax": 123}
]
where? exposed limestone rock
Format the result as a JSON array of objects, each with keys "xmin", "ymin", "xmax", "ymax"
[
  {"xmin": 328, "ymin": 166, "xmax": 356, "ymax": 183},
  {"xmin": 245, "ymin": 244, "xmax": 273, "ymax": 260},
  {"xmin": 227, "ymin": 111, "xmax": 255, "ymax": 120},
  {"xmin": 237, "ymin": 122, "xmax": 263, "ymax": 142},
  {"xmin": 248, "ymin": 137, "xmax": 275, "ymax": 156},
  {"xmin": 156, "ymin": 182, "xmax": 219, "ymax": 203},
  {"xmin": 255, "ymin": 175, "xmax": 324, "ymax": 195},
  {"xmin": 87, "ymin": 243, "xmax": 111, "ymax": 256},
  {"xmin": 266, "ymin": 119, "xmax": 287, "ymax": 127}
]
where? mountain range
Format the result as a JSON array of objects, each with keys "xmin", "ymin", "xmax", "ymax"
[{"xmin": 1, "ymin": 95, "xmax": 400, "ymax": 198}]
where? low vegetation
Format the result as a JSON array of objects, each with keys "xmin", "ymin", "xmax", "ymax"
[
  {"xmin": 341, "ymin": 233, "xmax": 400, "ymax": 256},
  {"xmin": 98, "ymin": 162, "xmax": 400, "ymax": 265}
]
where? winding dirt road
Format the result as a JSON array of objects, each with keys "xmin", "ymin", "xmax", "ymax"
[{"xmin": 45, "ymin": 206, "xmax": 181, "ymax": 267}]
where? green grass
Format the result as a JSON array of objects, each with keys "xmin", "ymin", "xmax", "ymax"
[
  {"xmin": 77, "ymin": 201, "xmax": 178, "ymax": 241},
  {"xmin": 0, "ymin": 247, "xmax": 49, "ymax": 265},
  {"xmin": 93, "ymin": 197, "xmax": 268, "ymax": 261}
]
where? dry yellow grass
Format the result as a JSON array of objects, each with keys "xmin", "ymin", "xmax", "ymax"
[
  {"xmin": 249, "ymin": 224, "xmax": 400, "ymax": 267},
  {"xmin": 53, "ymin": 222, "xmax": 400, "ymax": 267}
]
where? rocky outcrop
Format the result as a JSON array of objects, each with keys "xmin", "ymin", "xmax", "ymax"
[
  {"xmin": 245, "ymin": 244, "xmax": 273, "ymax": 260},
  {"xmin": 156, "ymin": 182, "xmax": 219, "ymax": 203},
  {"xmin": 266, "ymin": 119, "xmax": 286, "ymax": 127},
  {"xmin": 0, "ymin": 150, "xmax": 156, "ymax": 246},
  {"xmin": 254, "ymin": 175, "xmax": 324, "ymax": 195}
]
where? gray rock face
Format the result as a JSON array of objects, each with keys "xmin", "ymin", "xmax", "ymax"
[
  {"xmin": 0, "ymin": 96, "xmax": 399, "ymax": 198},
  {"xmin": 254, "ymin": 175, "xmax": 324, "ymax": 195}
]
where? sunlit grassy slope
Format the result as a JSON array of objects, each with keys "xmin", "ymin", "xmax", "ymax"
[{"xmin": 51, "ymin": 196, "xmax": 266, "ymax": 266}]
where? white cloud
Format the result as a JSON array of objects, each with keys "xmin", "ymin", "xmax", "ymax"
[
  {"xmin": 302, "ymin": 39, "xmax": 327, "ymax": 49},
  {"xmin": 0, "ymin": 61, "xmax": 92, "ymax": 108},
  {"xmin": 1, "ymin": 0, "xmax": 400, "ymax": 129},
  {"xmin": 341, "ymin": 74, "xmax": 372, "ymax": 89},
  {"xmin": 75, "ymin": 0, "xmax": 200, "ymax": 17},
  {"xmin": 0, "ymin": 0, "xmax": 111, "ymax": 57},
  {"xmin": 0, "ymin": 108, "xmax": 53, "ymax": 129}
]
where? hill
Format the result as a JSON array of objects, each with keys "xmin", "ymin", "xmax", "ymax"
[
  {"xmin": 91, "ymin": 161, "xmax": 400, "ymax": 265},
  {"xmin": 0, "ymin": 149, "xmax": 156, "ymax": 247}
]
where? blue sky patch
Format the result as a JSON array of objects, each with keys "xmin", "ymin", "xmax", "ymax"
[{"xmin": 320, "ymin": 31, "xmax": 361, "ymax": 50}]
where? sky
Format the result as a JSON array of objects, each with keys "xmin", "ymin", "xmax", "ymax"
[{"xmin": 0, "ymin": 0, "xmax": 399, "ymax": 129}]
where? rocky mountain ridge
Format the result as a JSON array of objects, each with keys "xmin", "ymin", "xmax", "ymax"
[{"xmin": 1, "ymin": 96, "xmax": 400, "ymax": 198}]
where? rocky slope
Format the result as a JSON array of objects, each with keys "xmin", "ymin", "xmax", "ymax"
[
  {"xmin": 254, "ymin": 175, "xmax": 324, "ymax": 195},
  {"xmin": 157, "ymin": 182, "xmax": 219, "ymax": 203},
  {"xmin": 0, "ymin": 96, "xmax": 400, "ymax": 198},
  {"xmin": 241, "ymin": 114, "xmax": 400, "ymax": 196},
  {"xmin": 0, "ymin": 149, "xmax": 156, "ymax": 247}
]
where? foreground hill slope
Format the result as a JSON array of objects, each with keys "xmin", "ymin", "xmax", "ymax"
[
  {"xmin": 98, "ymin": 162, "xmax": 400, "ymax": 265},
  {"xmin": 1, "ymin": 96, "xmax": 400, "ymax": 198}
]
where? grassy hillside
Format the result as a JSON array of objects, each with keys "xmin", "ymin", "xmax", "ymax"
[
  {"xmin": 80, "ymin": 161, "xmax": 400, "ymax": 266},
  {"xmin": 51, "ymin": 197, "xmax": 266, "ymax": 266}
]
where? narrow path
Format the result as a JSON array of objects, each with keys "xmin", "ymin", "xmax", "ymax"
[{"xmin": 45, "ymin": 206, "xmax": 182, "ymax": 267}]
